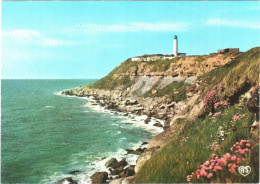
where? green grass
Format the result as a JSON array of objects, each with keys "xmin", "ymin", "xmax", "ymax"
[
  {"xmin": 134, "ymin": 105, "xmax": 258, "ymax": 183},
  {"xmin": 87, "ymin": 59, "xmax": 138, "ymax": 90},
  {"xmin": 144, "ymin": 81, "xmax": 190, "ymax": 102},
  {"xmin": 145, "ymin": 57, "xmax": 181, "ymax": 72},
  {"xmin": 199, "ymin": 47, "xmax": 260, "ymax": 99}
]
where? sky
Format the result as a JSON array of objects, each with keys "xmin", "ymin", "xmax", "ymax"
[{"xmin": 1, "ymin": 1, "xmax": 260, "ymax": 79}]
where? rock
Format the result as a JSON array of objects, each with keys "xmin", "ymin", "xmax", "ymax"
[
  {"xmin": 135, "ymin": 148, "xmax": 146, "ymax": 153},
  {"xmin": 109, "ymin": 176, "xmax": 135, "ymax": 184},
  {"xmin": 90, "ymin": 172, "xmax": 108, "ymax": 184},
  {"xmin": 134, "ymin": 107, "xmax": 144, "ymax": 111},
  {"xmin": 114, "ymin": 158, "xmax": 128, "ymax": 169},
  {"xmin": 55, "ymin": 177, "xmax": 78, "ymax": 184},
  {"xmin": 126, "ymin": 149, "xmax": 142, "ymax": 155},
  {"xmin": 135, "ymin": 146, "xmax": 160, "ymax": 173},
  {"xmin": 105, "ymin": 158, "xmax": 118, "ymax": 168},
  {"xmin": 141, "ymin": 141, "xmax": 148, "ymax": 145},
  {"xmin": 110, "ymin": 166, "xmax": 124, "ymax": 175},
  {"xmin": 119, "ymin": 165, "xmax": 135, "ymax": 177},
  {"xmin": 152, "ymin": 89, "xmax": 158, "ymax": 94},
  {"xmin": 144, "ymin": 117, "xmax": 151, "ymax": 124},
  {"xmin": 68, "ymin": 170, "xmax": 81, "ymax": 175},
  {"xmin": 153, "ymin": 122, "xmax": 163, "ymax": 127}
]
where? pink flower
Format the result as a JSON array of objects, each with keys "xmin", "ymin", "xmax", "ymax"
[
  {"xmin": 230, "ymin": 147, "xmax": 233, "ymax": 152},
  {"xmin": 224, "ymin": 153, "xmax": 231, "ymax": 160},
  {"xmin": 205, "ymin": 161, "xmax": 210, "ymax": 166},
  {"xmin": 236, "ymin": 158, "xmax": 241, "ymax": 164},
  {"xmin": 229, "ymin": 168, "xmax": 234, "ymax": 173},
  {"xmin": 246, "ymin": 143, "xmax": 251, "ymax": 147},
  {"xmin": 213, "ymin": 165, "xmax": 222, "ymax": 172},
  {"xmin": 231, "ymin": 155, "xmax": 237, "ymax": 161},
  {"xmin": 240, "ymin": 149, "xmax": 246, "ymax": 154},
  {"xmin": 218, "ymin": 158, "xmax": 227, "ymax": 166},
  {"xmin": 207, "ymin": 173, "xmax": 213, "ymax": 178},
  {"xmin": 200, "ymin": 169, "xmax": 207, "ymax": 176},
  {"xmin": 244, "ymin": 148, "xmax": 249, "ymax": 152},
  {"xmin": 196, "ymin": 174, "xmax": 200, "ymax": 179}
]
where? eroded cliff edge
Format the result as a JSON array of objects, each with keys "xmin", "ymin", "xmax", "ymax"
[{"xmin": 63, "ymin": 47, "xmax": 259, "ymax": 183}]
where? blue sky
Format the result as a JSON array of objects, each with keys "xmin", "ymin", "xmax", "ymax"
[{"xmin": 2, "ymin": 1, "xmax": 260, "ymax": 79}]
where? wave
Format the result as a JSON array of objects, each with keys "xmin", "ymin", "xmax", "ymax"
[{"xmin": 45, "ymin": 106, "xmax": 55, "ymax": 108}]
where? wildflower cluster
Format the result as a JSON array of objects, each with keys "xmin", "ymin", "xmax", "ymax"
[
  {"xmin": 217, "ymin": 130, "xmax": 229, "ymax": 141},
  {"xmin": 203, "ymin": 90, "xmax": 220, "ymax": 113},
  {"xmin": 187, "ymin": 140, "xmax": 252, "ymax": 182},
  {"xmin": 180, "ymin": 136, "xmax": 189, "ymax": 143},
  {"xmin": 210, "ymin": 141, "xmax": 220, "ymax": 152},
  {"xmin": 214, "ymin": 101, "xmax": 230, "ymax": 111},
  {"xmin": 230, "ymin": 114, "xmax": 245, "ymax": 125},
  {"xmin": 217, "ymin": 83, "xmax": 224, "ymax": 92}
]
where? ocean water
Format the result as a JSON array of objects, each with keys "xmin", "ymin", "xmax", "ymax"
[{"xmin": 1, "ymin": 79, "xmax": 162, "ymax": 183}]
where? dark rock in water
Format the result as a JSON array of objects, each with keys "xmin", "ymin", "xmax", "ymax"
[
  {"xmin": 144, "ymin": 117, "xmax": 151, "ymax": 124},
  {"xmin": 119, "ymin": 165, "xmax": 135, "ymax": 177},
  {"xmin": 141, "ymin": 141, "xmax": 148, "ymax": 145},
  {"xmin": 68, "ymin": 170, "xmax": 81, "ymax": 175},
  {"xmin": 90, "ymin": 172, "xmax": 108, "ymax": 184},
  {"xmin": 126, "ymin": 149, "xmax": 142, "ymax": 155},
  {"xmin": 112, "ymin": 158, "xmax": 128, "ymax": 169},
  {"xmin": 105, "ymin": 158, "xmax": 118, "ymax": 168},
  {"xmin": 153, "ymin": 122, "xmax": 163, "ymax": 128},
  {"xmin": 110, "ymin": 166, "xmax": 124, "ymax": 175},
  {"xmin": 136, "ymin": 148, "xmax": 146, "ymax": 153},
  {"xmin": 55, "ymin": 177, "xmax": 78, "ymax": 184}
]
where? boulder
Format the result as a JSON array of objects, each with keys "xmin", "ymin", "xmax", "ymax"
[
  {"xmin": 109, "ymin": 176, "xmax": 135, "ymax": 184},
  {"xmin": 55, "ymin": 177, "xmax": 77, "ymax": 184},
  {"xmin": 105, "ymin": 158, "xmax": 118, "ymax": 168},
  {"xmin": 141, "ymin": 141, "xmax": 148, "ymax": 145},
  {"xmin": 119, "ymin": 165, "xmax": 135, "ymax": 178},
  {"xmin": 90, "ymin": 172, "xmax": 108, "ymax": 184},
  {"xmin": 125, "ymin": 149, "xmax": 142, "ymax": 155},
  {"xmin": 114, "ymin": 158, "xmax": 128, "ymax": 169},
  {"xmin": 109, "ymin": 166, "xmax": 124, "ymax": 175},
  {"xmin": 135, "ymin": 146, "xmax": 160, "ymax": 173},
  {"xmin": 153, "ymin": 122, "xmax": 163, "ymax": 128},
  {"xmin": 68, "ymin": 170, "xmax": 81, "ymax": 175},
  {"xmin": 144, "ymin": 116, "xmax": 151, "ymax": 124}
]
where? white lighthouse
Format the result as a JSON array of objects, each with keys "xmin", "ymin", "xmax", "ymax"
[{"xmin": 173, "ymin": 35, "xmax": 178, "ymax": 56}]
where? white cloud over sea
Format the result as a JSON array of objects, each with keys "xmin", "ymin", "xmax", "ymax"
[
  {"xmin": 2, "ymin": 29, "xmax": 76, "ymax": 47},
  {"xmin": 205, "ymin": 19, "xmax": 260, "ymax": 29}
]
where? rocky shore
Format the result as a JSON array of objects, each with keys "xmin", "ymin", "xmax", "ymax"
[
  {"xmin": 58, "ymin": 89, "xmax": 166, "ymax": 183},
  {"xmin": 58, "ymin": 80, "xmax": 203, "ymax": 184}
]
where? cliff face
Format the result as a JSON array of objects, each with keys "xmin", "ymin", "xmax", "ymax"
[{"xmin": 63, "ymin": 47, "xmax": 259, "ymax": 183}]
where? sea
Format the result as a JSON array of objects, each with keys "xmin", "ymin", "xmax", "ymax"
[{"xmin": 1, "ymin": 79, "xmax": 163, "ymax": 183}]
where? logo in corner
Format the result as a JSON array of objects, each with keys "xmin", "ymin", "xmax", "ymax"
[{"xmin": 238, "ymin": 166, "xmax": 251, "ymax": 177}]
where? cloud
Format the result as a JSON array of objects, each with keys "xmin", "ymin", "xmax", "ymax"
[
  {"xmin": 2, "ymin": 29, "xmax": 77, "ymax": 47},
  {"xmin": 40, "ymin": 38, "xmax": 75, "ymax": 46},
  {"xmin": 80, "ymin": 22, "xmax": 188, "ymax": 33},
  {"xmin": 206, "ymin": 19, "xmax": 260, "ymax": 29}
]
